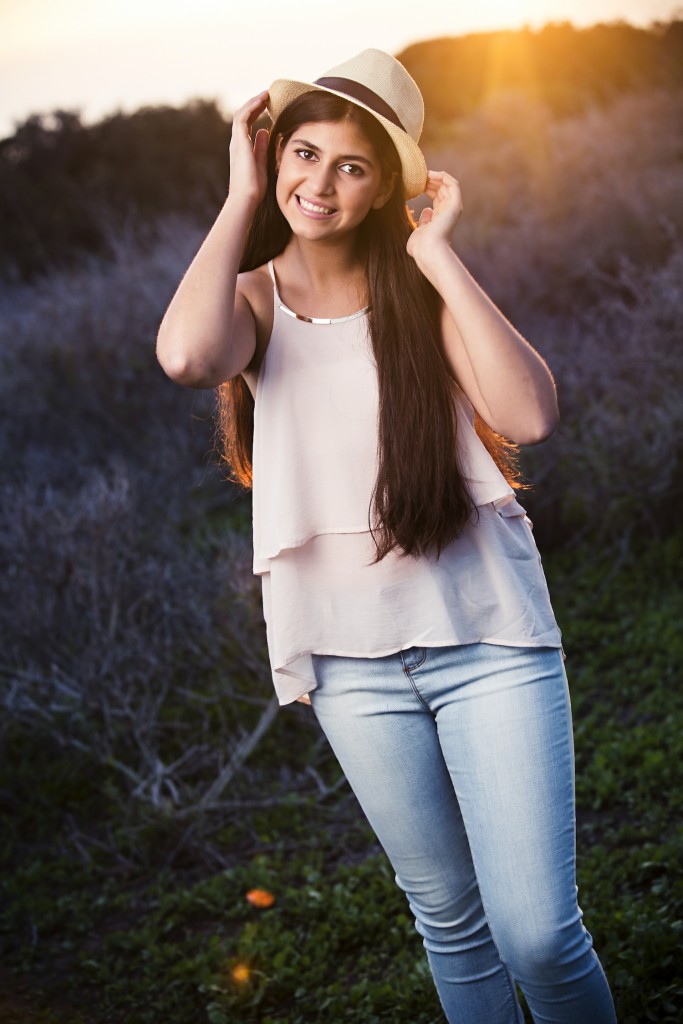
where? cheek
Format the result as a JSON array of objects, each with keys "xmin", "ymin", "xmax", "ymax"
[
  {"xmin": 276, "ymin": 155, "xmax": 306, "ymax": 195},
  {"xmin": 355, "ymin": 172, "xmax": 384, "ymax": 204},
  {"xmin": 356, "ymin": 182, "xmax": 384, "ymax": 216},
  {"xmin": 274, "ymin": 173, "xmax": 290, "ymax": 211}
]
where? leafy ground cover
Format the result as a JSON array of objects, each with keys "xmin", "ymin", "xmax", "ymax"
[{"xmin": 1, "ymin": 531, "xmax": 681, "ymax": 1023}]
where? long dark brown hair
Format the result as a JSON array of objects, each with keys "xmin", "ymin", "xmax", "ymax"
[{"xmin": 217, "ymin": 91, "xmax": 521, "ymax": 562}]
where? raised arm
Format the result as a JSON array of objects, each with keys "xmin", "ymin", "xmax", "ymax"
[
  {"xmin": 156, "ymin": 92, "xmax": 270, "ymax": 388},
  {"xmin": 406, "ymin": 171, "xmax": 559, "ymax": 445}
]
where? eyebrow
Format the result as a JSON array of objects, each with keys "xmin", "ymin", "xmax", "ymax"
[{"xmin": 290, "ymin": 138, "xmax": 374, "ymax": 166}]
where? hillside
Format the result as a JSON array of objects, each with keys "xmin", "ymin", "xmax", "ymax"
[{"xmin": 398, "ymin": 19, "xmax": 683, "ymax": 138}]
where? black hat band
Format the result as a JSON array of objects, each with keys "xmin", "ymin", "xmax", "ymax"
[{"xmin": 314, "ymin": 76, "xmax": 406, "ymax": 132}]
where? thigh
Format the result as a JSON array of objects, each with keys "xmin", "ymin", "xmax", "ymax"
[
  {"xmin": 309, "ymin": 650, "xmax": 481, "ymax": 914},
  {"xmin": 421, "ymin": 645, "xmax": 581, "ymax": 962}
]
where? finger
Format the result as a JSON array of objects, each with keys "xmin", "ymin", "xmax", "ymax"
[
  {"xmin": 253, "ymin": 127, "xmax": 270, "ymax": 163},
  {"xmin": 246, "ymin": 92, "xmax": 270, "ymax": 130},
  {"xmin": 243, "ymin": 89, "xmax": 269, "ymax": 108},
  {"xmin": 427, "ymin": 169, "xmax": 458, "ymax": 185},
  {"xmin": 424, "ymin": 178, "xmax": 448, "ymax": 196},
  {"xmin": 425, "ymin": 171, "xmax": 459, "ymax": 195},
  {"xmin": 234, "ymin": 91, "xmax": 269, "ymax": 126},
  {"xmin": 417, "ymin": 207, "xmax": 434, "ymax": 226}
]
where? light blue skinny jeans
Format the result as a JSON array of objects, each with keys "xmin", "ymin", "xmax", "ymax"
[{"xmin": 309, "ymin": 643, "xmax": 617, "ymax": 1024}]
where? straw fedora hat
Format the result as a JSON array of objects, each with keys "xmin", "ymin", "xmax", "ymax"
[{"xmin": 267, "ymin": 49, "xmax": 428, "ymax": 200}]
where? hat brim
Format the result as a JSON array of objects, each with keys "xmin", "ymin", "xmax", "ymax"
[{"xmin": 267, "ymin": 78, "xmax": 428, "ymax": 200}]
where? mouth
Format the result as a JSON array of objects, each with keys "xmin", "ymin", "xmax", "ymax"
[{"xmin": 296, "ymin": 195, "xmax": 337, "ymax": 216}]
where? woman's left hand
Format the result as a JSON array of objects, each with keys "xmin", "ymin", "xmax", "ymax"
[
  {"xmin": 406, "ymin": 171, "xmax": 463, "ymax": 262},
  {"xmin": 404, "ymin": 171, "xmax": 559, "ymax": 444}
]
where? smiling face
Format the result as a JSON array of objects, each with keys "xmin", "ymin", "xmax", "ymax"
[{"xmin": 275, "ymin": 119, "xmax": 395, "ymax": 242}]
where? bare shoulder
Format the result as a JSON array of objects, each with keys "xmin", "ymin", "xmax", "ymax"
[
  {"xmin": 238, "ymin": 264, "xmax": 273, "ymax": 327},
  {"xmin": 238, "ymin": 264, "xmax": 274, "ymax": 391}
]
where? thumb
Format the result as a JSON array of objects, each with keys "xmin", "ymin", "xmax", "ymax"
[{"xmin": 417, "ymin": 206, "xmax": 434, "ymax": 227}]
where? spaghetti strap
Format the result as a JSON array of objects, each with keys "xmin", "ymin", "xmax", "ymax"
[{"xmin": 267, "ymin": 259, "xmax": 278, "ymax": 292}]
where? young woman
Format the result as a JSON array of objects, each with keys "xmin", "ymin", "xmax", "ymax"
[{"xmin": 157, "ymin": 49, "xmax": 617, "ymax": 1024}]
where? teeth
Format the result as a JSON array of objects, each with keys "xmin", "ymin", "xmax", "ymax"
[{"xmin": 298, "ymin": 196, "xmax": 335, "ymax": 215}]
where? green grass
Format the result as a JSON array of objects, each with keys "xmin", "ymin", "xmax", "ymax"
[{"xmin": 1, "ymin": 533, "xmax": 681, "ymax": 1023}]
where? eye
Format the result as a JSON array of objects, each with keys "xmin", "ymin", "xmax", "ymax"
[
  {"xmin": 294, "ymin": 148, "xmax": 317, "ymax": 161},
  {"xmin": 339, "ymin": 163, "xmax": 364, "ymax": 176}
]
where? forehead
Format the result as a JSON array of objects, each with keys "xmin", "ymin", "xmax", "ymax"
[{"xmin": 284, "ymin": 119, "xmax": 378, "ymax": 158}]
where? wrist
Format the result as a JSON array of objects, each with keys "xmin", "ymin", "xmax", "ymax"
[
  {"xmin": 223, "ymin": 187, "xmax": 262, "ymax": 224},
  {"xmin": 410, "ymin": 234, "xmax": 456, "ymax": 281},
  {"xmin": 222, "ymin": 191, "xmax": 262, "ymax": 233}
]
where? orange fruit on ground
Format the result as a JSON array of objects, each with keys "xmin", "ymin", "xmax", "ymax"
[{"xmin": 245, "ymin": 888, "xmax": 276, "ymax": 908}]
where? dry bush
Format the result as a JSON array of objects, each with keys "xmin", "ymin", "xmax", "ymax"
[
  {"xmin": 0, "ymin": 214, "xmax": 209, "ymax": 488},
  {"xmin": 1, "ymin": 91, "xmax": 681, "ymax": 856},
  {"xmin": 423, "ymin": 88, "xmax": 683, "ymax": 314},
  {"xmin": 521, "ymin": 245, "xmax": 683, "ymax": 544},
  {"xmin": 420, "ymin": 87, "xmax": 683, "ymax": 544},
  {"xmin": 0, "ymin": 223, "xmax": 318, "ymax": 860},
  {"xmin": 1, "ymin": 467, "xmax": 257, "ymax": 798}
]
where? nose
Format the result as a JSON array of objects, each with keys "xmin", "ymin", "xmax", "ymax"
[{"xmin": 309, "ymin": 161, "xmax": 335, "ymax": 196}]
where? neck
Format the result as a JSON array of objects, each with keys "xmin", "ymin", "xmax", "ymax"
[
  {"xmin": 276, "ymin": 235, "xmax": 369, "ymax": 314},
  {"xmin": 286, "ymin": 234, "xmax": 363, "ymax": 284}
]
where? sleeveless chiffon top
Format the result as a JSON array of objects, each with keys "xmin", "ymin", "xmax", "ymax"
[{"xmin": 250, "ymin": 261, "xmax": 561, "ymax": 704}]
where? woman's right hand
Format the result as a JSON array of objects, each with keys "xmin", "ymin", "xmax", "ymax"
[
  {"xmin": 228, "ymin": 91, "xmax": 270, "ymax": 210},
  {"xmin": 157, "ymin": 93, "xmax": 269, "ymax": 388}
]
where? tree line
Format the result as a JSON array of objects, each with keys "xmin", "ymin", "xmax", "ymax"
[
  {"xmin": 399, "ymin": 19, "xmax": 683, "ymax": 131},
  {"xmin": 1, "ymin": 19, "xmax": 681, "ymax": 281}
]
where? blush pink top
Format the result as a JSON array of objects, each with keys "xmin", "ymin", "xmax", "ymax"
[{"xmin": 250, "ymin": 261, "xmax": 561, "ymax": 705}]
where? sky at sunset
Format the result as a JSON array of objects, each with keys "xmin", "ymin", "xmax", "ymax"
[{"xmin": 1, "ymin": 0, "xmax": 680, "ymax": 137}]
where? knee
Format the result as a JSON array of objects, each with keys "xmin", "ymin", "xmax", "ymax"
[
  {"xmin": 495, "ymin": 916, "xmax": 595, "ymax": 983},
  {"xmin": 401, "ymin": 875, "xmax": 490, "ymax": 954}
]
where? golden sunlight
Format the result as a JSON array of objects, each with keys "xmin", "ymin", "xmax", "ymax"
[{"xmin": 481, "ymin": 31, "xmax": 542, "ymax": 99}]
